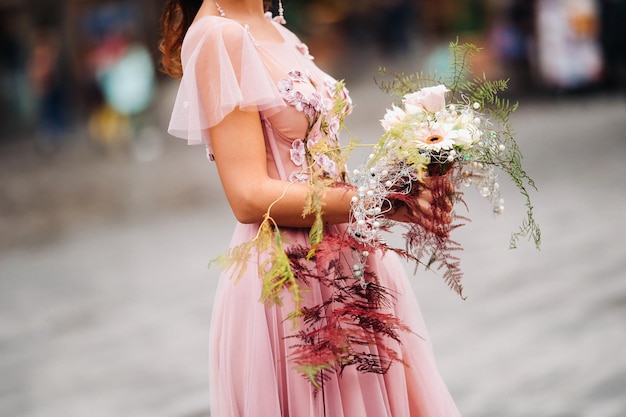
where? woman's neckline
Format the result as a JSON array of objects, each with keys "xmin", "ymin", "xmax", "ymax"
[{"xmin": 191, "ymin": 14, "xmax": 287, "ymax": 45}]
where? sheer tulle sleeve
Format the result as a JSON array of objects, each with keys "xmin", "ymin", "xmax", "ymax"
[{"xmin": 167, "ymin": 18, "xmax": 285, "ymax": 155}]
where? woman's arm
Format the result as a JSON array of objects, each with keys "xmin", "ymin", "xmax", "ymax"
[
  {"xmin": 209, "ymin": 107, "xmax": 355, "ymax": 227},
  {"xmin": 210, "ymin": 106, "xmax": 448, "ymax": 229}
]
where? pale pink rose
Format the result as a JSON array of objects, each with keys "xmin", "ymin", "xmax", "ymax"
[{"xmin": 403, "ymin": 85, "xmax": 449, "ymax": 113}]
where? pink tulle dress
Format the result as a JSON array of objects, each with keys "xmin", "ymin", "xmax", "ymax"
[{"xmin": 168, "ymin": 13, "xmax": 461, "ymax": 417}]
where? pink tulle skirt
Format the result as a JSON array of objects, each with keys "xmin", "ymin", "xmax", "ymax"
[{"xmin": 208, "ymin": 222, "xmax": 461, "ymax": 417}]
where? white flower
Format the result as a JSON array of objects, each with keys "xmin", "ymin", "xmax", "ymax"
[
  {"xmin": 448, "ymin": 109, "xmax": 483, "ymax": 147},
  {"xmin": 404, "ymin": 102, "xmax": 425, "ymax": 115},
  {"xmin": 410, "ymin": 123, "xmax": 456, "ymax": 152},
  {"xmin": 470, "ymin": 127, "xmax": 483, "ymax": 144},
  {"xmin": 381, "ymin": 105, "xmax": 406, "ymax": 131},
  {"xmin": 455, "ymin": 110, "xmax": 477, "ymax": 126},
  {"xmin": 403, "ymin": 85, "xmax": 449, "ymax": 113},
  {"xmin": 448, "ymin": 128, "xmax": 474, "ymax": 147}
]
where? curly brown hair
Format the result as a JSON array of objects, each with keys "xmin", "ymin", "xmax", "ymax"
[{"xmin": 159, "ymin": 0, "xmax": 272, "ymax": 78}]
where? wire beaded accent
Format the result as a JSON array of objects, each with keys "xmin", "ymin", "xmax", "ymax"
[{"xmin": 348, "ymin": 159, "xmax": 421, "ymax": 289}]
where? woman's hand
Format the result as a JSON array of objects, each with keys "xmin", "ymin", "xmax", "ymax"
[{"xmin": 385, "ymin": 174, "xmax": 455, "ymax": 237}]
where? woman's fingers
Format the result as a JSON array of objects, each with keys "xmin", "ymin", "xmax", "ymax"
[
  {"xmin": 418, "ymin": 188, "xmax": 434, "ymax": 204},
  {"xmin": 414, "ymin": 197, "xmax": 434, "ymax": 219},
  {"xmin": 422, "ymin": 175, "xmax": 454, "ymax": 197},
  {"xmin": 436, "ymin": 194, "xmax": 454, "ymax": 213},
  {"xmin": 387, "ymin": 175, "xmax": 456, "ymax": 231},
  {"xmin": 433, "ymin": 206, "xmax": 452, "ymax": 224},
  {"xmin": 419, "ymin": 176, "xmax": 454, "ymax": 215}
]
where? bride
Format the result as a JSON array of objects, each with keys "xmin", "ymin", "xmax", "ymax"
[{"xmin": 160, "ymin": 1, "xmax": 461, "ymax": 415}]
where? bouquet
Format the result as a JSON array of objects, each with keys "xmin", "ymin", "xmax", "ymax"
[{"xmin": 349, "ymin": 41, "xmax": 541, "ymax": 297}]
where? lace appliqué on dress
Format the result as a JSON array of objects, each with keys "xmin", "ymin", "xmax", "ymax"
[{"xmin": 279, "ymin": 70, "xmax": 351, "ymax": 183}]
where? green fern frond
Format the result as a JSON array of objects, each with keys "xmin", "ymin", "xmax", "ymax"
[
  {"xmin": 209, "ymin": 240, "xmax": 255, "ymax": 283},
  {"xmin": 446, "ymin": 40, "xmax": 481, "ymax": 98},
  {"xmin": 376, "ymin": 67, "xmax": 444, "ymax": 99},
  {"xmin": 295, "ymin": 364, "xmax": 332, "ymax": 390},
  {"xmin": 259, "ymin": 229, "xmax": 303, "ymax": 312},
  {"xmin": 309, "ymin": 212, "xmax": 324, "ymax": 248},
  {"xmin": 303, "ymin": 177, "xmax": 326, "ymax": 218}
]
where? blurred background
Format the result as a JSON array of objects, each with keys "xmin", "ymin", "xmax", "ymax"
[{"xmin": 1, "ymin": 0, "xmax": 625, "ymax": 416}]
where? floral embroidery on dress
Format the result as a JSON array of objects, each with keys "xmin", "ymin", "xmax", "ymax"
[
  {"xmin": 288, "ymin": 139, "xmax": 312, "ymax": 183},
  {"xmin": 296, "ymin": 42, "xmax": 314, "ymax": 60},
  {"xmin": 324, "ymin": 76, "xmax": 353, "ymax": 115},
  {"xmin": 313, "ymin": 153, "xmax": 338, "ymax": 178},
  {"xmin": 278, "ymin": 70, "xmax": 352, "ymax": 183},
  {"xmin": 290, "ymin": 138, "xmax": 306, "ymax": 166}
]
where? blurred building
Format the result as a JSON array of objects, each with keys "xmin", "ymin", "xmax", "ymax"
[
  {"xmin": 1, "ymin": 0, "xmax": 624, "ymax": 145},
  {"xmin": 301, "ymin": 0, "xmax": 622, "ymax": 92},
  {"xmin": 534, "ymin": 0, "xmax": 604, "ymax": 89},
  {"xmin": 0, "ymin": 0, "xmax": 163, "ymax": 144},
  {"xmin": 598, "ymin": 0, "xmax": 626, "ymax": 91}
]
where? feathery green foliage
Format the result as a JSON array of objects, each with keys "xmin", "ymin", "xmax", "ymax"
[
  {"xmin": 445, "ymin": 40, "xmax": 482, "ymax": 96},
  {"xmin": 295, "ymin": 364, "xmax": 331, "ymax": 390},
  {"xmin": 259, "ymin": 227, "xmax": 302, "ymax": 308},
  {"xmin": 377, "ymin": 67, "xmax": 445, "ymax": 99}
]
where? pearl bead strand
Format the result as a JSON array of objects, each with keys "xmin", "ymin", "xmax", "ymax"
[{"xmin": 214, "ymin": 2, "xmax": 226, "ymax": 17}]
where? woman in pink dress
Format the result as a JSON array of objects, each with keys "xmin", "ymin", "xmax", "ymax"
[{"xmin": 160, "ymin": 1, "xmax": 461, "ymax": 415}]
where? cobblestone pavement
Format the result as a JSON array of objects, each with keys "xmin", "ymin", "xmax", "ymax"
[{"xmin": 1, "ymin": 77, "xmax": 625, "ymax": 417}]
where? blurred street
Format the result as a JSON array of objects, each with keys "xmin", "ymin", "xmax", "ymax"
[{"xmin": 1, "ymin": 73, "xmax": 625, "ymax": 417}]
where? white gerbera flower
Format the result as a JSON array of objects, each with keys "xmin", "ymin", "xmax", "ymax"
[{"xmin": 411, "ymin": 123, "xmax": 456, "ymax": 152}]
